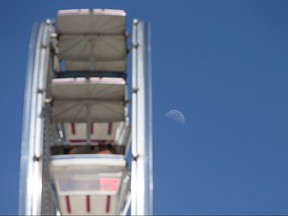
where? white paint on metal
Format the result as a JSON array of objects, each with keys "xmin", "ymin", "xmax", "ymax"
[
  {"xmin": 131, "ymin": 19, "xmax": 153, "ymax": 216},
  {"xmin": 18, "ymin": 22, "xmax": 52, "ymax": 215}
]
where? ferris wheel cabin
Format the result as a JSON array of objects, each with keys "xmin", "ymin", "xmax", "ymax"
[
  {"xmin": 49, "ymin": 9, "xmax": 130, "ymax": 215},
  {"xmin": 19, "ymin": 8, "xmax": 152, "ymax": 216}
]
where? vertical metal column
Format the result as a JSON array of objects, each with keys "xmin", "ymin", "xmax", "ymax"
[
  {"xmin": 18, "ymin": 21, "xmax": 52, "ymax": 215},
  {"xmin": 131, "ymin": 19, "xmax": 153, "ymax": 215}
]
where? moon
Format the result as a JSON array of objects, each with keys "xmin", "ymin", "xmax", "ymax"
[{"xmin": 165, "ymin": 109, "xmax": 185, "ymax": 124}]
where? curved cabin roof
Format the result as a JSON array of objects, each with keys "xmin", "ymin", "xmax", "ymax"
[{"xmin": 57, "ymin": 9, "xmax": 127, "ymax": 72}]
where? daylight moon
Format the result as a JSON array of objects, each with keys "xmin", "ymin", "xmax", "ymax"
[{"xmin": 165, "ymin": 110, "xmax": 185, "ymax": 124}]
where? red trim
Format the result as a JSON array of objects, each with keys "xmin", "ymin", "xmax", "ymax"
[
  {"xmin": 106, "ymin": 195, "xmax": 111, "ymax": 213},
  {"xmin": 69, "ymin": 139, "xmax": 114, "ymax": 143},
  {"xmin": 71, "ymin": 123, "xmax": 76, "ymax": 135},
  {"xmin": 69, "ymin": 139, "xmax": 88, "ymax": 143},
  {"xmin": 65, "ymin": 195, "xmax": 71, "ymax": 213},
  {"xmin": 86, "ymin": 195, "xmax": 90, "ymax": 213},
  {"xmin": 107, "ymin": 122, "xmax": 112, "ymax": 135},
  {"xmin": 90, "ymin": 123, "xmax": 94, "ymax": 134}
]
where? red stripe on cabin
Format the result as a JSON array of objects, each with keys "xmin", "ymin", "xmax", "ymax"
[
  {"xmin": 107, "ymin": 122, "xmax": 112, "ymax": 135},
  {"xmin": 69, "ymin": 139, "xmax": 114, "ymax": 143},
  {"xmin": 65, "ymin": 195, "xmax": 71, "ymax": 213},
  {"xmin": 106, "ymin": 195, "xmax": 111, "ymax": 213},
  {"xmin": 71, "ymin": 123, "xmax": 76, "ymax": 135},
  {"xmin": 86, "ymin": 195, "xmax": 90, "ymax": 213},
  {"xmin": 69, "ymin": 139, "xmax": 87, "ymax": 143},
  {"xmin": 90, "ymin": 123, "xmax": 94, "ymax": 134}
]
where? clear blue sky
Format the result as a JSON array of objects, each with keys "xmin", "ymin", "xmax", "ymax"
[{"xmin": 1, "ymin": 0, "xmax": 288, "ymax": 215}]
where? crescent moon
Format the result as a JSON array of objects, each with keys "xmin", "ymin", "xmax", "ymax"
[{"xmin": 165, "ymin": 109, "xmax": 185, "ymax": 124}]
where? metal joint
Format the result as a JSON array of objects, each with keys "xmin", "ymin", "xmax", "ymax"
[
  {"xmin": 132, "ymin": 154, "xmax": 139, "ymax": 161},
  {"xmin": 33, "ymin": 155, "xmax": 42, "ymax": 162},
  {"xmin": 37, "ymin": 88, "xmax": 44, "ymax": 94},
  {"xmin": 41, "ymin": 44, "xmax": 48, "ymax": 49},
  {"xmin": 133, "ymin": 43, "xmax": 139, "ymax": 49},
  {"xmin": 132, "ymin": 88, "xmax": 139, "ymax": 93}
]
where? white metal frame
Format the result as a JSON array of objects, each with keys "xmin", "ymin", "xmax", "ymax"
[
  {"xmin": 19, "ymin": 15, "xmax": 153, "ymax": 216},
  {"xmin": 131, "ymin": 20, "xmax": 153, "ymax": 215},
  {"xmin": 18, "ymin": 20, "xmax": 53, "ymax": 215}
]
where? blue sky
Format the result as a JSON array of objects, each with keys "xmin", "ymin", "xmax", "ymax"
[{"xmin": 1, "ymin": 0, "xmax": 288, "ymax": 215}]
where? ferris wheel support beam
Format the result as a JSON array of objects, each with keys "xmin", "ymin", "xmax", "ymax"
[
  {"xmin": 18, "ymin": 20, "xmax": 52, "ymax": 215},
  {"xmin": 131, "ymin": 19, "xmax": 153, "ymax": 216}
]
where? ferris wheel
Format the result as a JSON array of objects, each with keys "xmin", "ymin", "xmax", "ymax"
[{"xmin": 18, "ymin": 9, "xmax": 152, "ymax": 215}]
